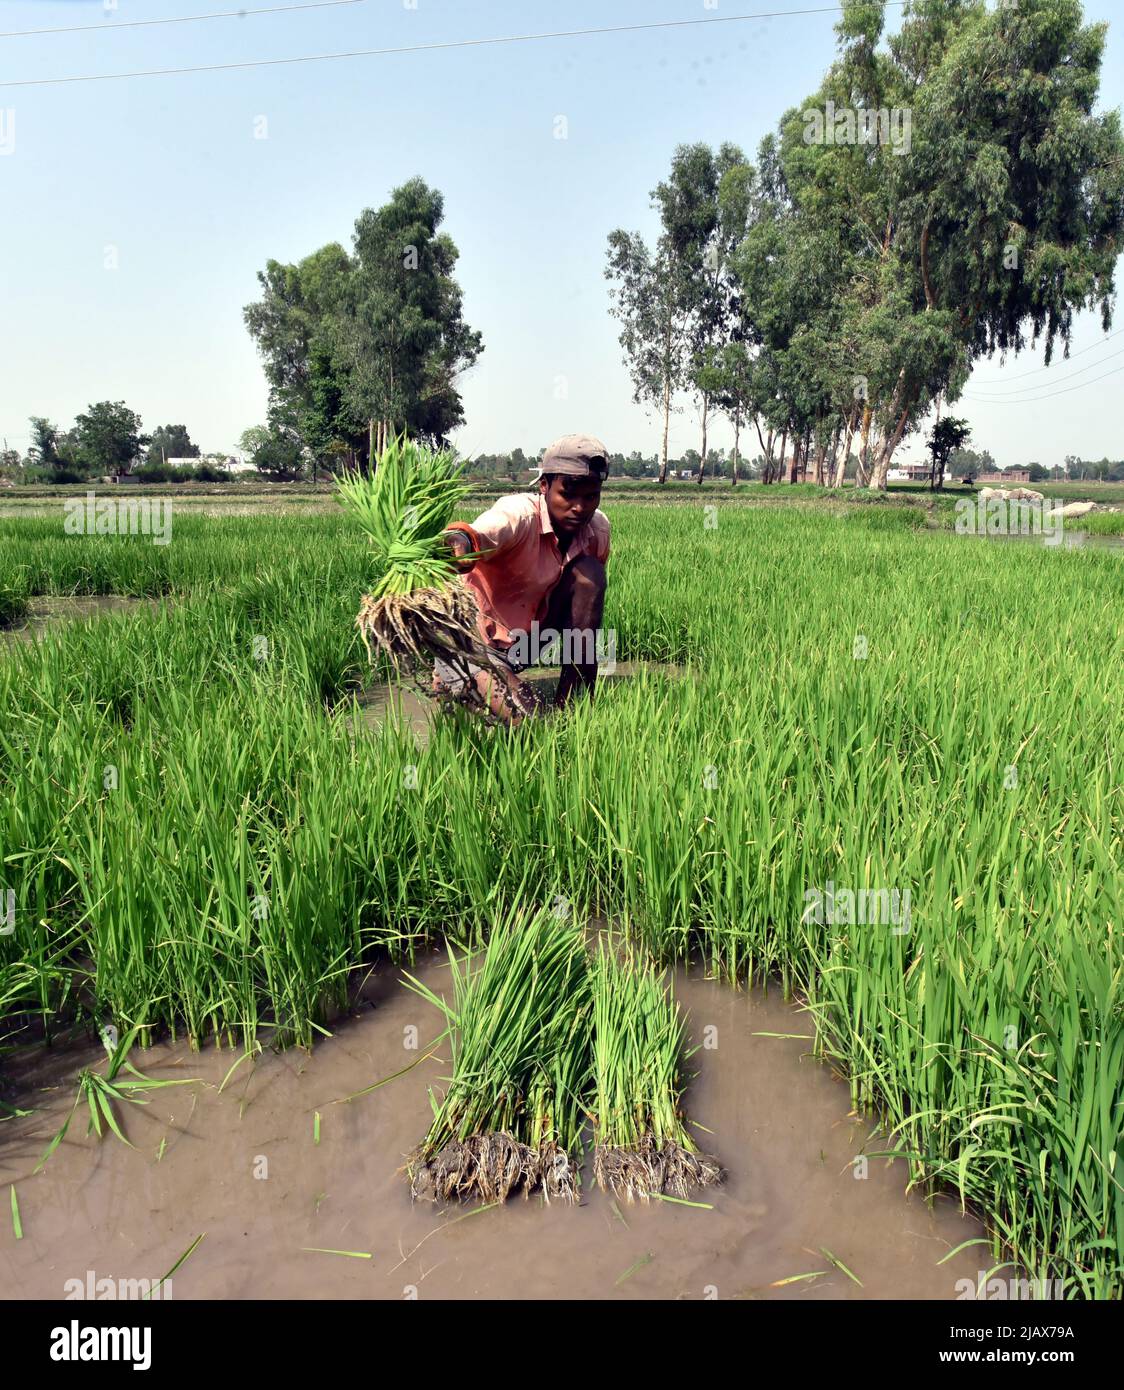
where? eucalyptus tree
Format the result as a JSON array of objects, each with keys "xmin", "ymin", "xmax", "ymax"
[
  {"xmin": 776, "ymin": 0, "xmax": 1123, "ymax": 489},
  {"xmin": 604, "ymin": 228, "xmax": 689, "ymax": 485},
  {"xmin": 672, "ymin": 143, "xmax": 753, "ymax": 483},
  {"xmin": 733, "ymin": 130, "xmax": 856, "ymax": 486}
]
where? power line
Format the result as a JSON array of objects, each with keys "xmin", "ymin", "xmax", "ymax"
[
  {"xmin": 1, "ymin": 0, "xmax": 372, "ymax": 41},
  {"xmin": 0, "ymin": 4, "xmax": 906, "ymax": 89},
  {"xmin": 962, "ymin": 362, "xmax": 1124, "ymax": 404},
  {"xmin": 970, "ymin": 326, "xmax": 1124, "ymax": 383},
  {"xmin": 964, "ymin": 346, "xmax": 1124, "ymax": 397}
]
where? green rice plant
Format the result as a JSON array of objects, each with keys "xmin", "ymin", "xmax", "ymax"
[
  {"xmin": 335, "ymin": 434, "xmax": 475, "ymax": 599},
  {"xmin": 590, "ymin": 939, "xmax": 721, "ymax": 1202},
  {"xmin": 1077, "ymin": 509, "xmax": 1124, "ymax": 537},
  {"xmin": 336, "ymin": 434, "xmax": 493, "ymax": 684},
  {"xmin": 1, "ymin": 500, "xmax": 1122, "ymax": 1292},
  {"xmin": 0, "ymin": 556, "xmax": 30, "ymax": 628},
  {"xmin": 403, "ymin": 906, "xmax": 592, "ymax": 1204},
  {"xmin": 0, "ymin": 587, "xmax": 29, "ymax": 629},
  {"xmin": 34, "ymin": 1026, "xmax": 195, "ymax": 1172}
]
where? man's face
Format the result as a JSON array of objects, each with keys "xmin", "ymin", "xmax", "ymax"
[{"xmin": 540, "ymin": 474, "xmax": 602, "ymax": 536}]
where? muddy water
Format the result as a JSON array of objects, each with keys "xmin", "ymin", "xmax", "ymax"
[
  {"xmin": 357, "ymin": 661, "xmax": 686, "ymax": 744},
  {"xmin": 961, "ymin": 529, "xmax": 1124, "ymax": 551},
  {"xmin": 0, "ymin": 954, "xmax": 985, "ymax": 1301},
  {"xmin": 0, "ymin": 594, "xmax": 156, "ymax": 644}
]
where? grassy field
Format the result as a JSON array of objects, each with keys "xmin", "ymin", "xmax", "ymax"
[{"xmin": 1, "ymin": 502, "xmax": 1122, "ymax": 1295}]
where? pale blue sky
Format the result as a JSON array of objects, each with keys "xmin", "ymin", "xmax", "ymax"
[{"xmin": 1, "ymin": 0, "xmax": 1121, "ymax": 469}]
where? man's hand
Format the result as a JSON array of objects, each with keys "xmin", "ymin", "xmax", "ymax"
[{"xmin": 441, "ymin": 528, "xmax": 476, "ymax": 571}]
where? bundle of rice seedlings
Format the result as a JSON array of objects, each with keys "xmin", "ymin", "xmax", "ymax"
[
  {"xmin": 337, "ymin": 434, "xmax": 495, "ymax": 685},
  {"xmin": 590, "ymin": 941, "xmax": 722, "ymax": 1202},
  {"xmin": 403, "ymin": 908, "xmax": 592, "ymax": 1204}
]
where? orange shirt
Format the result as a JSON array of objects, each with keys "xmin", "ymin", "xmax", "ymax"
[{"xmin": 449, "ymin": 492, "xmax": 610, "ymax": 647}]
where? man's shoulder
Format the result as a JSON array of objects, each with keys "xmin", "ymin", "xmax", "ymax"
[
  {"xmin": 591, "ymin": 508, "xmax": 611, "ymax": 536},
  {"xmin": 481, "ymin": 492, "xmax": 540, "ymax": 521}
]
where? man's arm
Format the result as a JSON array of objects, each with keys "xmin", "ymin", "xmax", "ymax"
[{"xmin": 441, "ymin": 498, "xmax": 533, "ymax": 571}]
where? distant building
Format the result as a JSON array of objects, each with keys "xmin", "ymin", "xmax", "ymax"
[{"xmin": 978, "ymin": 469, "xmax": 1030, "ymax": 484}]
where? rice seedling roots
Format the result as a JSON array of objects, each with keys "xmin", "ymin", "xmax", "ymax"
[
  {"xmin": 356, "ymin": 584, "xmax": 490, "ymax": 673},
  {"xmin": 356, "ymin": 584, "xmax": 538, "ymax": 721},
  {"xmin": 593, "ymin": 1134, "xmax": 724, "ymax": 1203},
  {"xmin": 408, "ymin": 1133, "xmax": 580, "ymax": 1205}
]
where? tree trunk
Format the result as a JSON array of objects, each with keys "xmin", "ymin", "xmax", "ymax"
[
  {"xmin": 857, "ymin": 405, "xmax": 873, "ymax": 486},
  {"xmin": 813, "ymin": 436, "xmax": 826, "ymax": 487},
  {"xmin": 659, "ymin": 371, "xmax": 670, "ymax": 484},
  {"xmin": 822, "ymin": 418, "xmax": 840, "ymax": 487},
  {"xmin": 930, "ymin": 390, "xmax": 943, "ymax": 490},
  {"xmin": 777, "ymin": 425, "xmax": 789, "ymax": 486},
  {"xmin": 788, "ymin": 432, "xmax": 800, "ymax": 485},
  {"xmin": 732, "ymin": 408, "xmax": 740, "ymax": 486},
  {"xmin": 696, "ymin": 393, "xmax": 709, "ymax": 485},
  {"xmin": 834, "ymin": 406, "xmax": 856, "ymax": 488},
  {"xmin": 867, "ymin": 367, "xmax": 908, "ymax": 490},
  {"xmin": 870, "ymin": 403, "xmax": 913, "ymax": 489},
  {"xmin": 753, "ymin": 416, "xmax": 773, "ymax": 484}
]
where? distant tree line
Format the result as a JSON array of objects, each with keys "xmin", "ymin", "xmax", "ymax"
[
  {"xmin": 3, "ymin": 407, "xmax": 233, "ymax": 483},
  {"xmin": 1060, "ymin": 455, "xmax": 1124, "ymax": 482},
  {"xmin": 459, "ymin": 446, "xmax": 867, "ymax": 484}
]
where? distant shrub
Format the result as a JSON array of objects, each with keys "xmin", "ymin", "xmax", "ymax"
[
  {"xmin": 194, "ymin": 462, "xmax": 233, "ymax": 482},
  {"xmin": 133, "ymin": 461, "xmax": 233, "ymax": 483}
]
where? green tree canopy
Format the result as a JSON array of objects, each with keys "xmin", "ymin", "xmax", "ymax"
[
  {"xmin": 146, "ymin": 424, "xmax": 200, "ymax": 464},
  {"xmin": 74, "ymin": 402, "xmax": 146, "ymax": 476},
  {"xmin": 244, "ymin": 180, "xmax": 483, "ymax": 469}
]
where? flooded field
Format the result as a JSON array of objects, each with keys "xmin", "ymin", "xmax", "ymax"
[
  {"xmin": 0, "ymin": 594, "xmax": 157, "ymax": 643},
  {"xmin": 2, "ymin": 504, "xmax": 1118, "ymax": 1297},
  {"xmin": 0, "ymin": 953, "xmax": 986, "ymax": 1302},
  {"xmin": 961, "ymin": 530, "xmax": 1124, "ymax": 551},
  {"xmin": 356, "ymin": 662, "xmax": 687, "ymax": 744}
]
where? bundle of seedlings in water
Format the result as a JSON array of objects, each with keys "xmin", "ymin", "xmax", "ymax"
[
  {"xmin": 337, "ymin": 434, "xmax": 495, "ymax": 693},
  {"xmin": 590, "ymin": 941, "xmax": 722, "ymax": 1202},
  {"xmin": 403, "ymin": 908, "xmax": 592, "ymax": 1204}
]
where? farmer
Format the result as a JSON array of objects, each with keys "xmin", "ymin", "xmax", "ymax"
[{"xmin": 435, "ymin": 433, "xmax": 611, "ymax": 722}]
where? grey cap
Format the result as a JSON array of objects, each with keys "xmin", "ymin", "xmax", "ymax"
[{"xmin": 539, "ymin": 433, "xmax": 609, "ymax": 479}]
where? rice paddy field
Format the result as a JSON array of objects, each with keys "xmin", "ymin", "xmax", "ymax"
[{"xmin": 0, "ymin": 499, "xmax": 1122, "ymax": 1298}]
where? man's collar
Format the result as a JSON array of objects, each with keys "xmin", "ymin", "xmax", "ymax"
[{"xmin": 534, "ymin": 491, "xmax": 555, "ymax": 536}]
